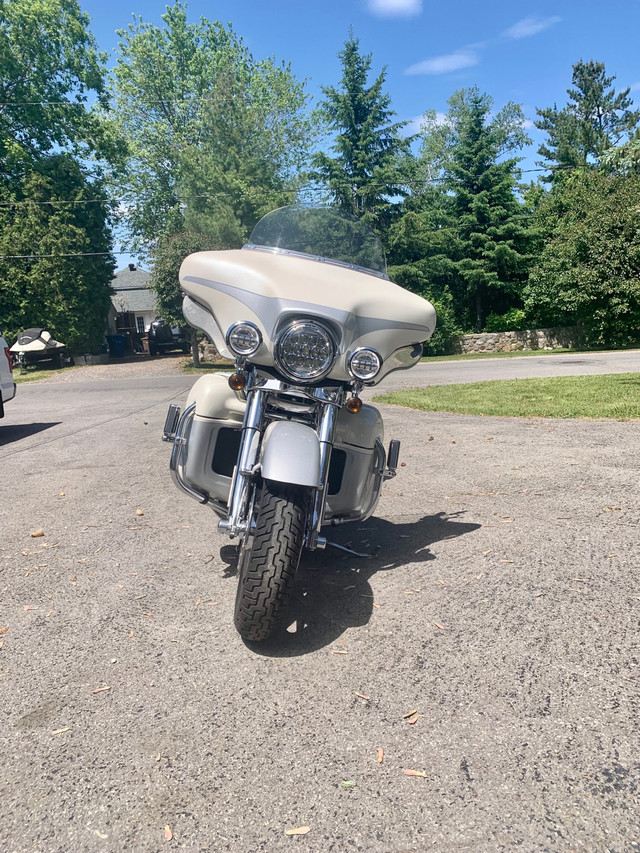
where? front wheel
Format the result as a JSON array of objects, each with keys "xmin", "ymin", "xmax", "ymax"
[{"xmin": 234, "ymin": 480, "xmax": 307, "ymax": 642}]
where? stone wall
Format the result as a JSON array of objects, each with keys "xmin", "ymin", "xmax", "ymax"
[{"xmin": 451, "ymin": 326, "xmax": 581, "ymax": 355}]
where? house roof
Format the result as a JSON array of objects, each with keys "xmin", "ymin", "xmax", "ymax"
[
  {"xmin": 112, "ymin": 264, "xmax": 151, "ymax": 289},
  {"xmin": 111, "ymin": 264, "xmax": 157, "ymax": 313}
]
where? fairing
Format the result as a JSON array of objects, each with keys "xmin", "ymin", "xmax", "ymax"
[{"xmin": 179, "ymin": 248, "xmax": 435, "ymax": 385}]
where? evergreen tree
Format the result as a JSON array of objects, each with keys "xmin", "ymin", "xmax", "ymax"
[
  {"xmin": 312, "ymin": 33, "xmax": 411, "ymax": 233},
  {"xmin": 390, "ymin": 88, "xmax": 532, "ymax": 334},
  {"xmin": 447, "ymin": 89, "xmax": 533, "ymax": 330},
  {"xmin": 535, "ymin": 60, "xmax": 640, "ymax": 180}
]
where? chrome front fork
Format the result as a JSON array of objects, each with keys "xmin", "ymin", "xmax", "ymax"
[
  {"xmin": 307, "ymin": 400, "xmax": 338, "ymax": 550},
  {"xmin": 218, "ymin": 388, "xmax": 265, "ymax": 538}
]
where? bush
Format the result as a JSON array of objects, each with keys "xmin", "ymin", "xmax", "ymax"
[
  {"xmin": 483, "ymin": 308, "xmax": 528, "ymax": 332},
  {"xmin": 422, "ymin": 288, "xmax": 461, "ymax": 356}
]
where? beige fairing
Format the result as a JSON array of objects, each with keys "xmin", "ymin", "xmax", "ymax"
[{"xmin": 179, "ymin": 248, "xmax": 435, "ymax": 385}]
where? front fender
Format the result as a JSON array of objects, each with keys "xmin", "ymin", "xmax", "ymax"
[{"xmin": 260, "ymin": 421, "xmax": 320, "ymax": 487}]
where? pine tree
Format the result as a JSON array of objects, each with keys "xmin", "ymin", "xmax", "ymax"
[
  {"xmin": 312, "ymin": 33, "xmax": 411, "ymax": 232},
  {"xmin": 535, "ymin": 60, "xmax": 640, "ymax": 180}
]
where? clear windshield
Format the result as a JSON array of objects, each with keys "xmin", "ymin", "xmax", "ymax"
[{"xmin": 245, "ymin": 206, "xmax": 387, "ymax": 277}]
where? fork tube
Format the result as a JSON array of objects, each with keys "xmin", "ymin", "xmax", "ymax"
[
  {"xmin": 219, "ymin": 388, "xmax": 265, "ymax": 536},
  {"xmin": 307, "ymin": 402, "xmax": 338, "ymax": 549}
]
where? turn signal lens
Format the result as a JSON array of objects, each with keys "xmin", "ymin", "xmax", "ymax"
[
  {"xmin": 228, "ymin": 372, "xmax": 247, "ymax": 391},
  {"xmin": 345, "ymin": 396, "xmax": 362, "ymax": 414}
]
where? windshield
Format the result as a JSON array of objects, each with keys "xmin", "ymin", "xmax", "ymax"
[{"xmin": 245, "ymin": 206, "xmax": 387, "ymax": 278}]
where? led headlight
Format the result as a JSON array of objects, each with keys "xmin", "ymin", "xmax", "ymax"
[
  {"xmin": 275, "ymin": 321, "xmax": 336, "ymax": 382},
  {"xmin": 348, "ymin": 347, "xmax": 382, "ymax": 381},
  {"xmin": 226, "ymin": 321, "xmax": 262, "ymax": 357}
]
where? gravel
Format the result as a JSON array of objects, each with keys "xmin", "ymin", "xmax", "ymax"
[{"xmin": 0, "ymin": 367, "xmax": 638, "ymax": 853}]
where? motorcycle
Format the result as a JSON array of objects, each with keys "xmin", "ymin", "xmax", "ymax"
[{"xmin": 163, "ymin": 206, "xmax": 436, "ymax": 641}]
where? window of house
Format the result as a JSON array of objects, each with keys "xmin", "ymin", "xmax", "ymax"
[{"xmin": 136, "ymin": 316, "xmax": 145, "ymax": 334}]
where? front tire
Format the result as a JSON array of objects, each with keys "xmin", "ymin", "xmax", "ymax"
[{"xmin": 234, "ymin": 480, "xmax": 307, "ymax": 642}]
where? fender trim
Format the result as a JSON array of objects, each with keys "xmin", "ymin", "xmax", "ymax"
[{"xmin": 260, "ymin": 421, "xmax": 321, "ymax": 487}]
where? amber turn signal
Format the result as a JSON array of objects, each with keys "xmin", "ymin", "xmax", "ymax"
[
  {"xmin": 345, "ymin": 396, "xmax": 362, "ymax": 414},
  {"xmin": 228, "ymin": 372, "xmax": 247, "ymax": 391}
]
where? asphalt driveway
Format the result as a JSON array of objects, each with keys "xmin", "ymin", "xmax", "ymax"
[{"xmin": 1, "ymin": 361, "xmax": 638, "ymax": 852}]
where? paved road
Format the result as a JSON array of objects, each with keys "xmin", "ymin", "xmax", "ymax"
[
  {"xmin": 1, "ymin": 365, "xmax": 639, "ymax": 852},
  {"xmin": 375, "ymin": 348, "xmax": 640, "ymax": 394}
]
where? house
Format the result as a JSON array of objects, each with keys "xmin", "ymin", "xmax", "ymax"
[{"xmin": 109, "ymin": 263, "xmax": 157, "ymax": 337}]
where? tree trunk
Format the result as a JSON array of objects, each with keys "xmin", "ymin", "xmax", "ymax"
[
  {"xmin": 190, "ymin": 329, "xmax": 200, "ymax": 367},
  {"xmin": 475, "ymin": 291, "xmax": 483, "ymax": 332}
]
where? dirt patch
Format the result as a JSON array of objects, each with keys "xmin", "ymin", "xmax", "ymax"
[{"xmin": 33, "ymin": 353, "xmax": 189, "ymax": 383}]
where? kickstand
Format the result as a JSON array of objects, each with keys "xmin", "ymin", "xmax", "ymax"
[{"xmin": 326, "ymin": 541, "xmax": 378, "ymax": 559}]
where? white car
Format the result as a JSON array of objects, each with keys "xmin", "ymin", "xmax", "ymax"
[{"xmin": 0, "ymin": 332, "xmax": 16, "ymax": 417}]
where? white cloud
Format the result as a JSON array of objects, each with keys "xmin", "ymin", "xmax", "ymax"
[
  {"xmin": 630, "ymin": 81, "xmax": 640, "ymax": 92},
  {"xmin": 502, "ymin": 16, "xmax": 561, "ymax": 39},
  {"xmin": 366, "ymin": 0, "xmax": 422, "ymax": 17},
  {"xmin": 405, "ymin": 48, "xmax": 479, "ymax": 76}
]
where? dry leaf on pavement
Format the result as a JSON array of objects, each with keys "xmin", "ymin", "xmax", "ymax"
[
  {"xmin": 403, "ymin": 769, "xmax": 428, "ymax": 778},
  {"xmin": 164, "ymin": 825, "xmax": 173, "ymax": 841},
  {"xmin": 30, "ymin": 530, "xmax": 44, "ymax": 538},
  {"xmin": 377, "ymin": 748, "xmax": 384, "ymax": 763},
  {"xmin": 285, "ymin": 827, "xmax": 311, "ymax": 836}
]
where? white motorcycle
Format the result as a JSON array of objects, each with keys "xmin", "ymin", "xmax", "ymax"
[{"xmin": 164, "ymin": 207, "xmax": 435, "ymax": 641}]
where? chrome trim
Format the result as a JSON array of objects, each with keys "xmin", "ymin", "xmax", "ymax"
[
  {"xmin": 307, "ymin": 399, "xmax": 340, "ymax": 549},
  {"xmin": 347, "ymin": 346, "xmax": 382, "ymax": 381},
  {"xmin": 218, "ymin": 388, "xmax": 265, "ymax": 537},
  {"xmin": 225, "ymin": 321, "xmax": 262, "ymax": 357},
  {"xmin": 242, "ymin": 243, "xmax": 389, "ymax": 280},
  {"xmin": 274, "ymin": 319, "xmax": 337, "ymax": 384},
  {"xmin": 169, "ymin": 403, "xmax": 210, "ymax": 505}
]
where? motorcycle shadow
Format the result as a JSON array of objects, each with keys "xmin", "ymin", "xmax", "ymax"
[{"xmin": 239, "ymin": 511, "xmax": 481, "ymax": 657}]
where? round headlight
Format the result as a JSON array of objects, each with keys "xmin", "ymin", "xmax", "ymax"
[
  {"xmin": 348, "ymin": 347, "xmax": 382, "ymax": 381},
  {"xmin": 275, "ymin": 321, "xmax": 336, "ymax": 382},
  {"xmin": 226, "ymin": 322, "xmax": 262, "ymax": 357}
]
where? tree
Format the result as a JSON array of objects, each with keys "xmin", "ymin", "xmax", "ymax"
[
  {"xmin": 0, "ymin": 155, "xmax": 115, "ymax": 352},
  {"xmin": 524, "ymin": 171, "xmax": 640, "ymax": 347},
  {"xmin": 111, "ymin": 2, "xmax": 313, "ymax": 253},
  {"xmin": 390, "ymin": 88, "xmax": 532, "ymax": 333},
  {"xmin": 0, "ymin": 0, "xmax": 118, "ymax": 351},
  {"xmin": 150, "ymin": 229, "xmax": 214, "ymax": 365},
  {"xmin": 535, "ymin": 60, "xmax": 640, "ymax": 180},
  {"xmin": 0, "ymin": 0, "xmax": 117, "ymax": 179},
  {"xmin": 311, "ymin": 32, "xmax": 412, "ymax": 232}
]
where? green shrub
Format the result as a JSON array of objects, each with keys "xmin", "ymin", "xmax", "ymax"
[
  {"xmin": 483, "ymin": 308, "xmax": 528, "ymax": 332},
  {"xmin": 422, "ymin": 288, "xmax": 461, "ymax": 356}
]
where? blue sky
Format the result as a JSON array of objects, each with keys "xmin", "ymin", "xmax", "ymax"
[{"xmin": 81, "ymin": 0, "xmax": 640, "ymax": 263}]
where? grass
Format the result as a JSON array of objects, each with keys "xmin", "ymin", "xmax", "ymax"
[
  {"xmin": 13, "ymin": 364, "xmax": 81, "ymax": 383},
  {"xmin": 374, "ymin": 373, "xmax": 640, "ymax": 420}
]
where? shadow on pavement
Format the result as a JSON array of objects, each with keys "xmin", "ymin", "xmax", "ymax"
[
  {"xmin": 225, "ymin": 511, "xmax": 481, "ymax": 657},
  {"xmin": 0, "ymin": 422, "xmax": 61, "ymax": 447}
]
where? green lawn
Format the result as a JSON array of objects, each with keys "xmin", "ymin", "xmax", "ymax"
[{"xmin": 374, "ymin": 373, "xmax": 640, "ymax": 420}]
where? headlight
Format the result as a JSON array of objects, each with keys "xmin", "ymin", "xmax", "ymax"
[
  {"xmin": 348, "ymin": 347, "xmax": 382, "ymax": 381},
  {"xmin": 226, "ymin": 321, "xmax": 262, "ymax": 357},
  {"xmin": 275, "ymin": 321, "xmax": 336, "ymax": 382}
]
